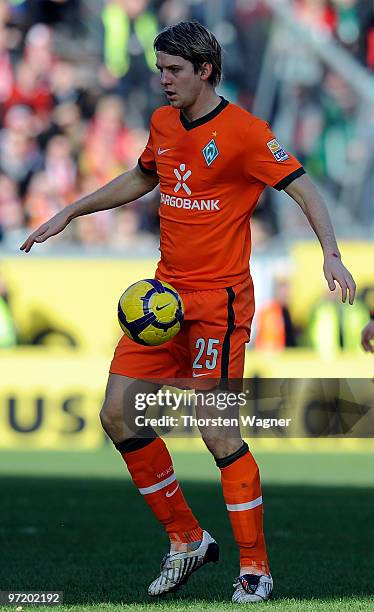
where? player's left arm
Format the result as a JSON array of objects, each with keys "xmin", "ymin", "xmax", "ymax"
[{"xmin": 284, "ymin": 173, "xmax": 356, "ymax": 305}]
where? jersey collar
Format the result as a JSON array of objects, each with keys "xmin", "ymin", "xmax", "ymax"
[{"xmin": 180, "ymin": 96, "xmax": 229, "ymax": 131}]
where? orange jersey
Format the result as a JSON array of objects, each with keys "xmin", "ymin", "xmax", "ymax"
[{"xmin": 139, "ymin": 97, "xmax": 304, "ymax": 291}]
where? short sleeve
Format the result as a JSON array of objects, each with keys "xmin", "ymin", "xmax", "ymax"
[
  {"xmin": 138, "ymin": 128, "xmax": 157, "ymax": 176},
  {"xmin": 244, "ymin": 119, "xmax": 305, "ymax": 190}
]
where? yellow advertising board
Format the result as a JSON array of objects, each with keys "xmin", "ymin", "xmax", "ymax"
[
  {"xmin": 0, "ymin": 246, "xmax": 373, "ymax": 451},
  {"xmin": 1, "ymin": 257, "xmax": 158, "ymax": 351},
  {"xmin": 1, "ymin": 241, "xmax": 373, "ymax": 352},
  {"xmin": 290, "ymin": 242, "xmax": 374, "ymax": 326},
  {"xmin": 1, "ymin": 348, "xmax": 372, "ymax": 451},
  {"xmin": 0, "ymin": 349, "xmax": 106, "ymax": 450}
]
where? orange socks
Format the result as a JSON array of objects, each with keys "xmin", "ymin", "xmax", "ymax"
[
  {"xmin": 118, "ymin": 436, "xmax": 268, "ymax": 571},
  {"xmin": 117, "ymin": 436, "xmax": 203, "ymax": 547},
  {"xmin": 217, "ymin": 442, "xmax": 269, "ymax": 575}
]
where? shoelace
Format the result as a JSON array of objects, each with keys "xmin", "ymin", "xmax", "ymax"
[
  {"xmin": 160, "ymin": 552, "xmax": 183, "ymax": 572},
  {"xmin": 232, "ymin": 575, "xmax": 262, "ymax": 593},
  {"xmin": 160, "ymin": 553, "xmax": 172, "ymax": 572},
  {"xmin": 232, "ymin": 578, "xmax": 251, "ymax": 589}
]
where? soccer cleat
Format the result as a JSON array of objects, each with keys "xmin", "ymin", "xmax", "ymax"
[
  {"xmin": 232, "ymin": 573, "xmax": 273, "ymax": 603},
  {"xmin": 148, "ymin": 530, "xmax": 219, "ymax": 596}
]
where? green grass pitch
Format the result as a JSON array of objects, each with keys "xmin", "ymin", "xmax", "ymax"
[{"xmin": 0, "ymin": 447, "xmax": 373, "ymax": 611}]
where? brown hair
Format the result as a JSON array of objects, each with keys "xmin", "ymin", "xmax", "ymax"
[{"xmin": 154, "ymin": 21, "xmax": 222, "ymax": 87}]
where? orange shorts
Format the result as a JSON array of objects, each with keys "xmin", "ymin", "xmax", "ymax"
[{"xmin": 110, "ymin": 277, "xmax": 254, "ymax": 383}]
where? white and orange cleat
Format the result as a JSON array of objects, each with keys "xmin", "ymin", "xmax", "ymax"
[
  {"xmin": 232, "ymin": 573, "xmax": 273, "ymax": 603},
  {"xmin": 148, "ymin": 530, "xmax": 219, "ymax": 596}
]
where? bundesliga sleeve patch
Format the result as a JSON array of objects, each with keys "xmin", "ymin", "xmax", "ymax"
[{"xmin": 267, "ymin": 139, "xmax": 289, "ymax": 162}]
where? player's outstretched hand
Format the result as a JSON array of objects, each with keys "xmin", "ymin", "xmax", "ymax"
[
  {"xmin": 361, "ymin": 320, "xmax": 374, "ymax": 353},
  {"xmin": 20, "ymin": 210, "xmax": 70, "ymax": 253},
  {"xmin": 323, "ymin": 254, "xmax": 356, "ymax": 305}
]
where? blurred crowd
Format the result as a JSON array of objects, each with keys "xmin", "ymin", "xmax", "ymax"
[
  {"xmin": 293, "ymin": 0, "xmax": 374, "ymax": 67},
  {"xmin": 0, "ymin": 0, "xmax": 372, "ymax": 251},
  {"xmin": 0, "ymin": 0, "xmax": 373, "ymax": 355},
  {"xmin": 273, "ymin": 1, "xmax": 374, "ymax": 231}
]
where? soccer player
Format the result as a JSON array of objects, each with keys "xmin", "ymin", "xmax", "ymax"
[{"xmin": 21, "ymin": 21, "xmax": 356, "ymax": 603}]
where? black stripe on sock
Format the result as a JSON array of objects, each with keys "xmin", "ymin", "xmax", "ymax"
[
  {"xmin": 115, "ymin": 433, "xmax": 157, "ymax": 453},
  {"xmin": 221, "ymin": 287, "xmax": 236, "ymax": 382},
  {"xmin": 215, "ymin": 441, "xmax": 249, "ymax": 468}
]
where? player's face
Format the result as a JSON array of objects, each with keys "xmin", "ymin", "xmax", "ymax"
[{"xmin": 156, "ymin": 52, "xmax": 205, "ymax": 109}]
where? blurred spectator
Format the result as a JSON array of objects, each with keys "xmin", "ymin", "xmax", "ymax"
[
  {"xmin": 357, "ymin": 0, "xmax": 374, "ymax": 70},
  {"xmin": 23, "ymin": 23, "xmax": 55, "ymax": 80},
  {"xmin": 25, "ymin": 0, "xmax": 82, "ymax": 32},
  {"xmin": 0, "ymin": 269, "xmax": 17, "ymax": 347},
  {"xmin": 72, "ymin": 174, "xmax": 111, "ymax": 247},
  {"xmin": 101, "ymin": 0, "xmax": 158, "ymax": 89},
  {"xmin": 0, "ymin": 24, "xmax": 14, "ymax": 103},
  {"xmin": 23, "ymin": 170, "xmax": 62, "ymax": 230},
  {"xmin": 0, "ymin": 173, "xmax": 24, "ymax": 236},
  {"xmin": 359, "ymin": 286, "xmax": 374, "ymax": 316},
  {"xmin": 294, "ymin": 0, "xmax": 374, "ymax": 68},
  {"xmin": 230, "ymin": 0, "xmax": 272, "ymax": 105},
  {"xmin": 39, "ymin": 101, "xmax": 85, "ymax": 155},
  {"xmin": 0, "ymin": 0, "xmax": 24, "ymax": 48},
  {"xmin": 361, "ymin": 318, "xmax": 374, "ymax": 353},
  {"xmin": 74, "ymin": 211, "xmax": 112, "ymax": 248},
  {"xmin": 307, "ymin": 286, "xmax": 368, "ymax": 356},
  {"xmin": 250, "ymin": 217, "xmax": 274, "ymax": 252},
  {"xmin": 111, "ymin": 205, "xmax": 158, "ymax": 251},
  {"xmin": 332, "ymin": 0, "xmax": 360, "ymax": 53},
  {"xmin": 294, "ymin": 71, "xmax": 357, "ymax": 193},
  {"xmin": 0, "ymin": 0, "xmax": 9, "ymax": 23},
  {"xmin": 44, "ymin": 134, "xmax": 77, "ymax": 203},
  {"xmin": 100, "ymin": 0, "xmax": 160, "ymax": 121},
  {"xmin": 50, "ymin": 59, "xmax": 81, "ymax": 106},
  {"xmin": 3, "ymin": 58, "xmax": 53, "ymax": 122},
  {"xmin": 255, "ymin": 276, "xmax": 299, "ymax": 350},
  {"xmin": 158, "ymin": 0, "xmax": 189, "ymax": 26},
  {"xmin": 136, "ymin": 188, "xmax": 161, "ymax": 235},
  {"xmin": 79, "ymin": 95, "xmax": 140, "ymax": 183},
  {"xmin": 294, "ymin": 0, "xmax": 337, "ymax": 33},
  {"xmin": 112, "ymin": 206, "xmax": 140, "ymax": 247},
  {"xmin": 0, "ymin": 105, "xmax": 43, "ymax": 196}
]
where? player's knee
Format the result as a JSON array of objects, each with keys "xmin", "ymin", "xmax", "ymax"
[
  {"xmin": 99, "ymin": 399, "xmax": 123, "ymax": 432},
  {"xmin": 99, "ymin": 402, "xmax": 111, "ymax": 432}
]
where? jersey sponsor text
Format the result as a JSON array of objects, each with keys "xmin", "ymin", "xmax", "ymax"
[{"xmin": 160, "ymin": 192, "xmax": 220, "ymax": 211}]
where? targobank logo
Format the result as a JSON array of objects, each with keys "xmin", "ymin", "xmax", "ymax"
[
  {"xmin": 174, "ymin": 163, "xmax": 192, "ymax": 195},
  {"xmin": 160, "ymin": 193, "xmax": 220, "ymax": 211},
  {"xmin": 162, "ymin": 162, "xmax": 220, "ymax": 211}
]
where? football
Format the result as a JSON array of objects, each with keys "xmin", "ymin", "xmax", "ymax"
[{"xmin": 118, "ymin": 279, "xmax": 184, "ymax": 346}]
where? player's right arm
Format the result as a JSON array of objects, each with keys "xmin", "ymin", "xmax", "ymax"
[{"xmin": 20, "ymin": 165, "xmax": 159, "ymax": 252}]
